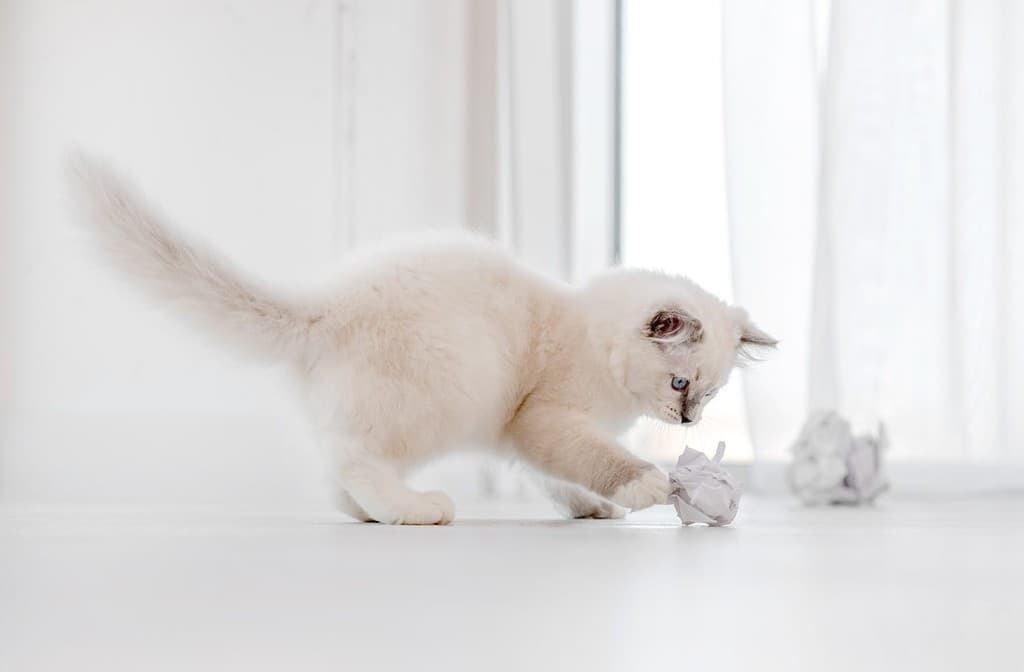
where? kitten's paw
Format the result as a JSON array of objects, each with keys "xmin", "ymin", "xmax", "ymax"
[
  {"xmin": 395, "ymin": 490, "xmax": 455, "ymax": 525},
  {"xmin": 609, "ymin": 467, "xmax": 671, "ymax": 511},
  {"xmin": 560, "ymin": 492, "xmax": 626, "ymax": 519},
  {"xmin": 570, "ymin": 499, "xmax": 627, "ymax": 520},
  {"xmin": 547, "ymin": 481, "xmax": 626, "ymax": 520}
]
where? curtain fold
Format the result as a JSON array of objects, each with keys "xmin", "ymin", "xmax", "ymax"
[{"xmin": 724, "ymin": 0, "xmax": 1024, "ymax": 470}]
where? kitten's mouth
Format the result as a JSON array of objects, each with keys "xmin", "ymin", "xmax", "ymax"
[{"xmin": 662, "ymin": 405, "xmax": 694, "ymax": 425}]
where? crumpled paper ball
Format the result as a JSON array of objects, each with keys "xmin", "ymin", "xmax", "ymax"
[
  {"xmin": 787, "ymin": 411, "xmax": 889, "ymax": 505},
  {"xmin": 668, "ymin": 442, "xmax": 741, "ymax": 526}
]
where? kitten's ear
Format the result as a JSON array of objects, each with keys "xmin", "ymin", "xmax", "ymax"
[
  {"xmin": 648, "ymin": 310, "xmax": 703, "ymax": 344},
  {"xmin": 737, "ymin": 321, "xmax": 778, "ymax": 362}
]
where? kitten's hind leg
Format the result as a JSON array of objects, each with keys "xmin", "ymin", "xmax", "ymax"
[
  {"xmin": 338, "ymin": 455, "xmax": 455, "ymax": 525},
  {"xmin": 333, "ymin": 488, "xmax": 374, "ymax": 522},
  {"xmin": 546, "ymin": 480, "xmax": 626, "ymax": 520}
]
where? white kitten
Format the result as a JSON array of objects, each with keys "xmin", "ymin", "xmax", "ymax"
[{"xmin": 70, "ymin": 156, "xmax": 776, "ymax": 524}]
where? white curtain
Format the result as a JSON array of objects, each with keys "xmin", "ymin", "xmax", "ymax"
[{"xmin": 724, "ymin": 0, "xmax": 1024, "ymax": 474}]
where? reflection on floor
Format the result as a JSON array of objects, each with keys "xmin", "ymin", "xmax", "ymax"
[{"xmin": 3, "ymin": 496, "xmax": 1022, "ymax": 672}]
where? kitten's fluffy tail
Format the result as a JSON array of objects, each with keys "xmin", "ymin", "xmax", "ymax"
[{"xmin": 68, "ymin": 153, "xmax": 326, "ymax": 361}]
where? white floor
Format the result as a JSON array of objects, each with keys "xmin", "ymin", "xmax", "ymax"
[{"xmin": 2, "ymin": 496, "xmax": 1022, "ymax": 672}]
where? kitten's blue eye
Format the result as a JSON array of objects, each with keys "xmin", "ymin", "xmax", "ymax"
[{"xmin": 671, "ymin": 376, "xmax": 689, "ymax": 392}]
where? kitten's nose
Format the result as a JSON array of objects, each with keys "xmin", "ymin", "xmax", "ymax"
[{"xmin": 680, "ymin": 415, "xmax": 693, "ymax": 425}]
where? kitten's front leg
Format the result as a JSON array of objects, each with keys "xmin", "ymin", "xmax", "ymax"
[
  {"xmin": 544, "ymin": 479, "xmax": 627, "ymax": 519},
  {"xmin": 509, "ymin": 410, "xmax": 670, "ymax": 511}
]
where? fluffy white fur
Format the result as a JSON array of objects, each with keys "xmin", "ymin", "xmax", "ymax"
[{"xmin": 70, "ymin": 155, "xmax": 776, "ymax": 525}]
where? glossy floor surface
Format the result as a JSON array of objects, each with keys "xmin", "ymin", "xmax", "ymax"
[{"xmin": 3, "ymin": 496, "xmax": 1022, "ymax": 671}]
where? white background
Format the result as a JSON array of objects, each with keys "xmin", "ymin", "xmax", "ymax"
[
  {"xmin": 0, "ymin": 0, "xmax": 615, "ymax": 511},
  {"xmin": 0, "ymin": 0, "xmax": 482, "ymax": 511}
]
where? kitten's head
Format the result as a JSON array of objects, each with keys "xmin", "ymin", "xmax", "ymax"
[{"xmin": 584, "ymin": 269, "xmax": 777, "ymax": 425}]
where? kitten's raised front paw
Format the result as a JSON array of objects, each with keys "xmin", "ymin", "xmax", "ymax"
[{"xmin": 609, "ymin": 467, "xmax": 671, "ymax": 511}]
